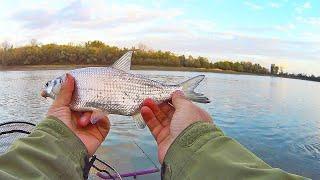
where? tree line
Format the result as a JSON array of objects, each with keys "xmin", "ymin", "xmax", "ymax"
[
  {"xmin": 0, "ymin": 40, "xmax": 319, "ymax": 82},
  {"xmin": 270, "ymin": 64, "xmax": 320, "ymax": 82}
]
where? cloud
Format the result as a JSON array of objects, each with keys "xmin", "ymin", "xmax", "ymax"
[
  {"xmin": 274, "ymin": 24, "xmax": 295, "ymax": 32},
  {"xmin": 72, "ymin": 8, "xmax": 182, "ymax": 29},
  {"xmin": 12, "ymin": 0, "xmax": 90, "ymax": 29},
  {"xmin": 297, "ymin": 16, "xmax": 320, "ymax": 26},
  {"xmin": 58, "ymin": 0, "xmax": 91, "ymax": 22},
  {"xmin": 4, "ymin": 0, "xmax": 320, "ymax": 75},
  {"xmin": 135, "ymin": 29, "xmax": 319, "ymax": 61},
  {"xmin": 232, "ymin": 23, "xmax": 296, "ymax": 34},
  {"xmin": 302, "ymin": 2, "xmax": 312, "ymax": 8},
  {"xmin": 244, "ymin": 1, "xmax": 263, "ymax": 10},
  {"xmin": 299, "ymin": 32, "xmax": 320, "ymax": 41},
  {"xmin": 270, "ymin": 2, "xmax": 281, "ymax": 8},
  {"xmin": 131, "ymin": 29, "xmax": 320, "ymax": 74},
  {"xmin": 295, "ymin": 2, "xmax": 312, "ymax": 14},
  {"xmin": 12, "ymin": 0, "xmax": 183, "ymax": 30},
  {"xmin": 13, "ymin": 9, "xmax": 54, "ymax": 29}
]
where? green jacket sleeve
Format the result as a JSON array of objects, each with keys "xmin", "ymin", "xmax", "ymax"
[
  {"xmin": 0, "ymin": 116, "xmax": 88, "ymax": 180},
  {"xmin": 162, "ymin": 121, "xmax": 308, "ymax": 180}
]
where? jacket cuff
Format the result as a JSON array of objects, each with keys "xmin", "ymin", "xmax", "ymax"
[
  {"xmin": 37, "ymin": 116, "xmax": 88, "ymax": 168},
  {"xmin": 161, "ymin": 121, "xmax": 224, "ymax": 179}
]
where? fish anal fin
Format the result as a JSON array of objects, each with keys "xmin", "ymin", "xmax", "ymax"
[
  {"xmin": 90, "ymin": 110, "xmax": 108, "ymax": 124},
  {"xmin": 132, "ymin": 112, "xmax": 146, "ymax": 129},
  {"xmin": 112, "ymin": 51, "xmax": 133, "ymax": 72}
]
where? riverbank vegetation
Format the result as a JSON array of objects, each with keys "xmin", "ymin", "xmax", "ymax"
[{"xmin": 1, "ymin": 40, "xmax": 319, "ymax": 82}]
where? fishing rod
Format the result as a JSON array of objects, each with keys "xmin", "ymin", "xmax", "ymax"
[{"xmin": 96, "ymin": 137, "xmax": 160, "ymax": 179}]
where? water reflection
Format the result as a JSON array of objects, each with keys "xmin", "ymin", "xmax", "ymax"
[{"xmin": 0, "ymin": 70, "xmax": 319, "ymax": 179}]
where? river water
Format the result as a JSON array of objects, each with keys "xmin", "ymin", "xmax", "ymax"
[{"xmin": 0, "ymin": 70, "xmax": 319, "ymax": 179}]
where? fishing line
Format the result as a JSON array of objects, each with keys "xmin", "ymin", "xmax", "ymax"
[
  {"xmin": 91, "ymin": 155, "xmax": 123, "ymax": 180},
  {"xmin": 131, "ymin": 139, "xmax": 160, "ymax": 170}
]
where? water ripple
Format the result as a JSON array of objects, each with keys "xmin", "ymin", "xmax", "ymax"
[{"xmin": 0, "ymin": 70, "xmax": 319, "ymax": 179}]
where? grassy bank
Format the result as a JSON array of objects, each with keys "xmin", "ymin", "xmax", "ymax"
[
  {"xmin": 1, "ymin": 41, "xmax": 318, "ymax": 81},
  {"xmin": 0, "ymin": 64, "xmax": 258, "ymax": 75}
]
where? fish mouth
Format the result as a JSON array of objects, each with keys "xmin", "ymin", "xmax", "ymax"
[{"xmin": 40, "ymin": 90, "xmax": 48, "ymax": 98}]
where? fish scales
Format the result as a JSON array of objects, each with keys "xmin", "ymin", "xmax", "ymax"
[{"xmin": 69, "ymin": 67, "xmax": 178, "ymax": 116}]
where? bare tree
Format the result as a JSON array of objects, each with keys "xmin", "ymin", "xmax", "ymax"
[
  {"xmin": 1, "ymin": 41, "xmax": 12, "ymax": 66},
  {"xmin": 1, "ymin": 41, "xmax": 11, "ymax": 50},
  {"xmin": 279, "ymin": 66, "xmax": 284, "ymax": 74},
  {"xmin": 30, "ymin": 39, "xmax": 38, "ymax": 47},
  {"xmin": 137, "ymin": 43, "xmax": 149, "ymax": 51}
]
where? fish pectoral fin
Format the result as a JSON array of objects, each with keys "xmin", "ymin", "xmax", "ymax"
[
  {"xmin": 112, "ymin": 51, "xmax": 133, "ymax": 72},
  {"xmin": 132, "ymin": 112, "xmax": 146, "ymax": 129}
]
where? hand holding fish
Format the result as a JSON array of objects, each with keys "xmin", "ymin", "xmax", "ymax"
[
  {"xmin": 141, "ymin": 91, "xmax": 213, "ymax": 164},
  {"xmin": 47, "ymin": 74, "xmax": 110, "ymax": 156},
  {"xmin": 41, "ymin": 51, "xmax": 210, "ymax": 129},
  {"xmin": 41, "ymin": 51, "xmax": 210, "ymax": 159}
]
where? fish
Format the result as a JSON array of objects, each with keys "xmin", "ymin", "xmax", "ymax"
[{"xmin": 41, "ymin": 51, "xmax": 210, "ymax": 128}]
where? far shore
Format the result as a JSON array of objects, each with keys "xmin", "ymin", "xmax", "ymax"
[
  {"xmin": 1, "ymin": 65, "xmax": 319, "ymax": 82},
  {"xmin": 0, "ymin": 65, "xmax": 261, "ymax": 76}
]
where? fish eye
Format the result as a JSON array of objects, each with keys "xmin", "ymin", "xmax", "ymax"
[{"xmin": 45, "ymin": 82, "xmax": 49, "ymax": 87}]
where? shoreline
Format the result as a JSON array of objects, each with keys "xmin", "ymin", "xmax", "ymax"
[
  {"xmin": 0, "ymin": 65, "xmax": 262, "ymax": 76},
  {"xmin": 3, "ymin": 65, "xmax": 319, "ymax": 82}
]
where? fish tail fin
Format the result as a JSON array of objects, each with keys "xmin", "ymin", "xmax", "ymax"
[{"xmin": 179, "ymin": 75, "xmax": 210, "ymax": 103}]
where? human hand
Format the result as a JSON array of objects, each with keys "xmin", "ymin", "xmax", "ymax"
[
  {"xmin": 47, "ymin": 74, "xmax": 110, "ymax": 156},
  {"xmin": 141, "ymin": 91, "xmax": 212, "ymax": 164}
]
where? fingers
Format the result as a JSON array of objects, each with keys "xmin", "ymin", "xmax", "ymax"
[
  {"xmin": 159, "ymin": 103, "xmax": 174, "ymax": 119},
  {"xmin": 53, "ymin": 74, "xmax": 74, "ymax": 107},
  {"xmin": 141, "ymin": 106, "xmax": 163, "ymax": 138},
  {"xmin": 143, "ymin": 98, "xmax": 170, "ymax": 126},
  {"xmin": 159, "ymin": 102, "xmax": 174, "ymax": 114}
]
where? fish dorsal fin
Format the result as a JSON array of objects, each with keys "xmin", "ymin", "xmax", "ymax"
[
  {"xmin": 132, "ymin": 112, "xmax": 146, "ymax": 129},
  {"xmin": 112, "ymin": 51, "xmax": 133, "ymax": 72}
]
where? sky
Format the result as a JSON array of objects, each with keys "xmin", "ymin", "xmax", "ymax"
[{"xmin": 0, "ymin": 0, "xmax": 319, "ymax": 75}]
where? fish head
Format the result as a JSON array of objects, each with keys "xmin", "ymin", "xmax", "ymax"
[{"xmin": 41, "ymin": 75, "xmax": 66, "ymax": 99}]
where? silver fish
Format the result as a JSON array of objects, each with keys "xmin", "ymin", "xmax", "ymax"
[{"xmin": 41, "ymin": 51, "xmax": 210, "ymax": 128}]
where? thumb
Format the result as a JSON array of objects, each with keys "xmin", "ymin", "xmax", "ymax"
[
  {"xmin": 171, "ymin": 90, "xmax": 189, "ymax": 109},
  {"xmin": 53, "ymin": 74, "xmax": 74, "ymax": 107}
]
